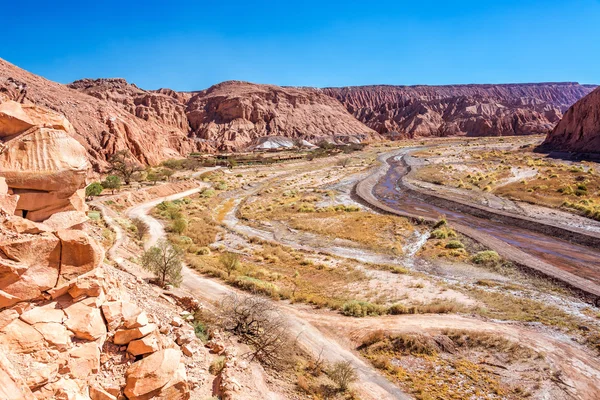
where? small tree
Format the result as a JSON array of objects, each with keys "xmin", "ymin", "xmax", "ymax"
[
  {"xmin": 131, "ymin": 217, "xmax": 149, "ymax": 240},
  {"xmin": 328, "ymin": 361, "xmax": 357, "ymax": 392},
  {"xmin": 339, "ymin": 157, "xmax": 353, "ymax": 168},
  {"xmin": 147, "ymin": 169, "xmax": 161, "ymax": 185},
  {"xmin": 108, "ymin": 150, "xmax": 143, "ymax": 185},
  {"xmin": 219, "ymin": 252, "xmax": 240, "ymax": 276},
  {"xmin": 141, "ymin": 240, "xmax": 183, "ymax": 287},
  {"xmin": 102, "ymin": 175, "xmax": 122, "ymax": 194},
  {"xmin": 85, "ymin": 182, "xmax": 103, "ymax": 199}
]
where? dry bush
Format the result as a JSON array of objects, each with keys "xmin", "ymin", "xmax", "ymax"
[
  {"xmin": 218, "ymin": 293, "xmax": 293, "ymax": 368},
  {"xmin": 327, "ymin": 360, "xmax": 357, "ymax": 391}
]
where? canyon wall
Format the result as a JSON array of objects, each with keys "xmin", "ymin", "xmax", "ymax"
[
  {"xmin": 323, "ymin": 83, "xmax": 596, "ymax": 138},
  {"xmin": 0, "ymin": 59, "xmax": 198, "ymax": 170},
  {"xmin": 2, "ymin": 57, "xmax": 596, "ymax": 168},
  {"xmin": 185, "ymin": 81, "xmax": 379, "ymax": 150},
  {"xmin": 543, "ymin": 87, "xmax": 600, "ymax": 153}
]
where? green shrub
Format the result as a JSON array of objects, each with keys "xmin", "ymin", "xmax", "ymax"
[
  {"xmin": 170, "ymin": 218, "xmax": 188, "ymax": 234},
  {"xmin": 194, "ymin": 321, "xmax": 209, "ymax": 342},
  {"xmin": 232, "ymin": 276, "xmax": 279, "ymax": 298},
  {"xmin": 430, "ymin": 229, "xmax": 448, "ymax": 239},
  {"xmin": 445, "ymin": 240, "xmax": 464, "ymax": 249},
  {"xmin": 209, "ymin": 356, "xmax": 226, "ymax": 375},
  {"xmin": 200, "ymin": 189, "xmax": 215, "ymax": 198},
  {"xmin": 196, "ymin": 247, "xmax": 211, "ymax": 255},
  {"xmin": 341, "ymin": 300, "xmax": 386, "ymax": 317},
  {"xmin": 471, "ymin": 250, "xmax": 500, "ymax": 265}
]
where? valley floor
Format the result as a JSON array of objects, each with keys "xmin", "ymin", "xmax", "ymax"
[{"xmin": 93, "ymin": 137, "xmax": 600, "ymax": 400}]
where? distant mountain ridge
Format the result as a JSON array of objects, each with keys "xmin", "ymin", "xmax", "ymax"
[
  {"xmin": 0, "ymin": 57, "xmax": 596, "ymax": 169},
  {"xmin": 323, "ymin": 83, "xmax": 596, "ymax": 137}
]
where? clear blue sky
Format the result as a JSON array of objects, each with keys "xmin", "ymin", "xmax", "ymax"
[{"xmin": 3, "ymin": 0, "xmax": 599, "ymax": 91}]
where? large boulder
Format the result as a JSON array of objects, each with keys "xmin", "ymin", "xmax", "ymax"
[
  {"xmin": 0, "ymin": 101, "xmax": 90, "ymax": 222},
  {"xmin": 0, "ymin": 350, "xmax": 35, "ymax": 400},
  {"xmin": 0, "ymin": 319, "xmax": 45, "ymax": 354},
  {"xmin": 0, "ymin": 100, "xmax": 34, "ymax": 136},
  {"xmin": 124, "ymin": 348, "xmax": 189, "ymax": 400},
  {"xmin": 0, "ymin": 233, "xmax": 61, "ymax": 308},
  {"xmin": 55, "ymin": 229, "xmax": 104, "ymax": 285},
  {"xmin": 64, "ymin": 302, "xmax": 107, "ymax": 341}
]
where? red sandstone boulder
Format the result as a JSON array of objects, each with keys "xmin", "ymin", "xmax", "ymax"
[
  {"xmin": 0, "ymin": 233, "xmax": 61, "ymax": 308},
  {"xmin": 124, "ymin": 348, "xmax": 189, "ymax": 400},
  {"xmin": 55, "ymin": 229, "xmax": 104, "ymax": 285},
  {"xmin": 0, "ymin": 319, "xmax": 45, "ymax": 354},
  {"xmin": 0, "ymin": 351, "xmax": 35, "ymax": 400},
  {"xmin": 63, "ymin": 301, "xmax": 107, "ymax": 341}
]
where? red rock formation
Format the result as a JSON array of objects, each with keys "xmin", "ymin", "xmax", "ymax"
[
  {"xmin": 0, "ymin": 59, "xmax": 199, "ymax": 170},
  {"xmin": 543, "ymin": 87, "xmax": 600, "ymax": 153},
  {"xmin": 323, "ymin": 83, "xmax": 596, "ymax": 138},
  {"xmin": 186, "ymin": 81, "xmax": 379, "ymax": 150}
]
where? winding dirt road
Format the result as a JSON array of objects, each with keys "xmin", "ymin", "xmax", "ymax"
[
  {"xmin": 94, "ymin": 167, "xmax": 600, "ymax": 400},
  {"xmin": 122, "ymin": 185, "xmax": 411, "ymax": 400}
]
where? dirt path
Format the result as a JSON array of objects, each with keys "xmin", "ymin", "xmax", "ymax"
[
  {"xmin": 94, "ymin": 165, "xmax": 600, "ymax": 400},
  {"xmin": 121, "ymin": 184, "xmax": 411, "ymax": 400}
]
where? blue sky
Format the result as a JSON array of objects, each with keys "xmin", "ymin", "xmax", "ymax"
[{"xmin": 3, "ymin": 0, "xmax": 599, "ymax": 90}]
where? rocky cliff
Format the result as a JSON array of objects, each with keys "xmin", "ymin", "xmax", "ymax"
[
  {"xmin": 0, "ymin": 59, "xmax": 199, "ymax": 170},
  {"xmin": 0, "ymin": 103, "xmax": 194, "ymax": 399},
  {"xmin": 2, "ymin": 57, "xmax": 596, "ymax": 167},
  {"xmin": 543, "ymin": 87, "xmax": 600, "ymax": 153},
  {"xmin": 323, "ymin": 83, "xmax": 596, "ymax": 138},
  {"xmin": 185, "ymin": 81, "xmax": 379, "ymax": 150}
]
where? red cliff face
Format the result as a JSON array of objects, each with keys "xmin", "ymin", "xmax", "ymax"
[
  {"xmin": 185, "ymin": 81, "xmax": 378, "ymax": 150},
  {"xmin": 0, "ymin": 59, "xmax": 199, "ymax": 170},
  {"xmin": 323, "ymin": 83, "xmax": 596, "ymax": 138},
  {"xmin": 1, "ymin": 57, "xmax": 596, "ymax": 167},
  {"xmin": 543, "ymin": 87, "xmax": 600, "ymax": 153}
]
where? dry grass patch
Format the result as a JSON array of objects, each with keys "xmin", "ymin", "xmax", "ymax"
[{"xmin": 359, "ymin": 330, "xmax": 547, "ymax": 400}]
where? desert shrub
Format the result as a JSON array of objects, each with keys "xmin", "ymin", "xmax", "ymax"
[
  {"xmin": 392, "ymin": 333, "xmax": 439, "ymax": 355},
  {"xmin": 170, "ymin": 218, "xmax": 188, "ymax": 234},
  {"xmin": 209, "ymin": 356, "xmax": 226, "ymax": 375},
  {"xmin": 196, "ymin": 247, "xmax": 211, "ymax": 255},
  {"xmin": 219, "ymin": 252, "xmax": 240, "ymax": 276},
  {"xmin": 193, "ymin": 321, "xmax": 209, "ymax": 342},
  {"xmin": 388, "ymin": 303, "xmax": 414, "ymax": 315},
  {"xmin": 430, "ymin": 229, "xmax": 448, "ymax": 239},
  {"xmin": 233, "ymin": 276, "xmax": 279, "ymax": 298},
  {"xmin": 445, "ymin": 240, "xmax": 464, "ymax": 249},
  {"xmin": 361, "ymin": 330, "xmax": 387, "ymax": 347},
  {"xmin": 218, "ymin": 294, "xmax": 292, "ymax": 367},
  {"xmin": 471, "ymin": 250, "xmax": 500, "ymax": 266},
  {"xmin": 433, "ymin": 217, "xmax": 447, "ymax": 229},
  {"xmin": 298, "ymin": 203, "xmax": 316, "ymax": 213},
  {"xmin": 341, "ymin": 300, "xmax": 386, "ymax": 317},
  {"xmin": 200, "ymin": 188, "xmax": 216, "ymax": 198},
  {"xmin": 327, "ymin": 361, "xmax": 357, "ymax": 392}
]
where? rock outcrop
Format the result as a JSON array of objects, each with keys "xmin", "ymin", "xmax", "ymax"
[
  {"xmin": 543, "ymin": 87, "xmax": 600, "ymax": 153},
  {"xmin": 0, "ymin": 105, "xmax": 192, "ymax": 399},
  {"xmin": 185, "ymin": 81, "xmax": 379, "ymax": 150},
  {"xmin": 2, "ymin": 57, "xmax": 595, "ymax": 166},
  {"xmin": 0, "ymin": 59, "xmax": 198, "ymax": 170},
  {"xmin": 323, "ymin": 83, "xmax": 596, "ymax": 138}
]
